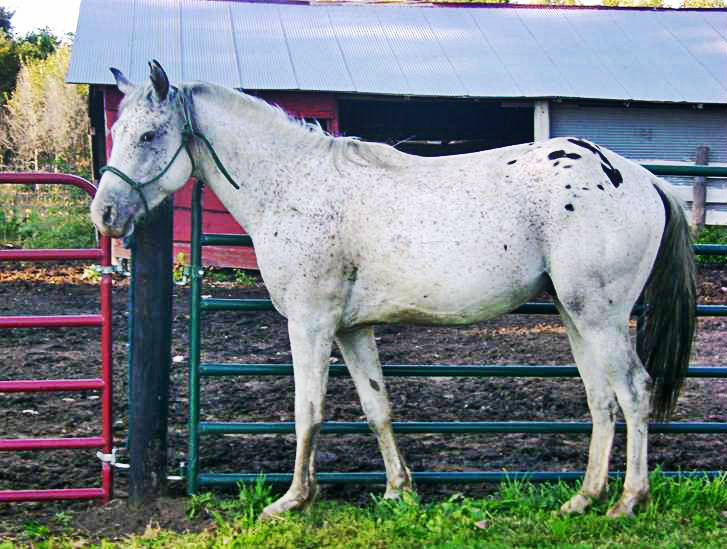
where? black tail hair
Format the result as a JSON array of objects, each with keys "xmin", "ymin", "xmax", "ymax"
[{"xmin": 637, "ymin": 182, "xmax": 696, "ymax": 420}]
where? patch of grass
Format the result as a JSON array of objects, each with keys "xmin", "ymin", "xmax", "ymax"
[
  {"xmin": 204, "ymin": 267, "xmax": 258, "ymax": 287},
  {"xmin": 0, "ymin": 186, "xmax": 95, "ymax": 249},
  {"xmin": 696, "ymin": 225, "xmax": 727, "ymax": 263},
  {"xmin": 5, "ymin": 473, "xmax": 726, "ymax": 548}
]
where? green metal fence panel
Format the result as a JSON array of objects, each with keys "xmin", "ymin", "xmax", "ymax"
[
  {"xmin": 197, "ymin": 420, "xmax": 727, "ymax": 435},
  {"xmin": 197, "ymin": 469, "xmax": 724, "ymax": 487},
  {"xmin": 198, "ymin": 363, "xmax": 727, "ymax": 379},
  {"xmin": 186, "ymin": 163, "xmax": 727, "ymax": 494}
]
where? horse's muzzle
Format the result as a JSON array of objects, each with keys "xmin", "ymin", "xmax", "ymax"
[{"xmin": 90, "ymin": 198, "xmax": 135, "ymax": 238}]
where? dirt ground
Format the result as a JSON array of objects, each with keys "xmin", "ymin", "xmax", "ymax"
[{"xmin": 0, "ymin": 262, "xmax": 725, "ymax": 541}]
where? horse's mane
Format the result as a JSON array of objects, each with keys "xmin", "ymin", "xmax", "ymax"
[{"xmin": 179, "ymin": 82, "xmax": 409, "ymax": 171}]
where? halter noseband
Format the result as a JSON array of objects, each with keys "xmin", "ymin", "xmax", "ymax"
[{"xmin": 100, "ymin": 90, "xmax": 240, "ymax": 216}]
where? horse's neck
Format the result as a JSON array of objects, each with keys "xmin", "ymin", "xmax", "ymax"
[{"xmin": 188, "ymin": 88, "xmax": 324, "ymax": 235}]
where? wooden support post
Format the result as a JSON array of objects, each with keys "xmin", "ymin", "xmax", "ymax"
[
  {"xmin": 693, "ymin": 146, "xmax": 709, "ymax": 232},
  {"xmin": 533, "ymin": 100, "xmax": 550, "ymax": 142},
  {"xmin": 128, "ymin": 196, "xmax": 174, "ymax": 506}
]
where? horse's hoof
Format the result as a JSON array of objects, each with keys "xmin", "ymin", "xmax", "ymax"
[
  {"xmin": 383, "ymin": 484, "xmax": 413, "ymax": 500},
  {"xmin": 606, "ymin": 503, "xmax": 634, "ymax": 519},
  {"xmin": 259, "ymin": 484, "xmax": 320, "ymax": 521},
  {"xmin": 560, "ymin": 494, "xmax": 592, "ymax": 515},
  {"xmin": 259, "ymin": 498, "xmax": 298, "ymax": 521},
  {"xmin": 606, "ymin": 492, "xmax": 647, "ymax": 518}
]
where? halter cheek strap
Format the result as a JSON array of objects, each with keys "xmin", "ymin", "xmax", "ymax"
[{"xmin": 99, "ymin": 92, "xmax": 240, "ymax": 216}]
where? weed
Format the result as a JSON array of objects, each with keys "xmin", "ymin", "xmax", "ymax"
[
  {"xmin": 234, "ymin": 269, "xmax": 257, "ymax": 287},
  {"xmin": 22, "ymin": 520, "xmax": 50, "ymax": 539},
  {"xmin": 203, "ymin": 267, "xmax": 258, "ymax": 286},
  {"xmin": 173, "ymin": 252, "xmax": 190, "ymax": 285}
]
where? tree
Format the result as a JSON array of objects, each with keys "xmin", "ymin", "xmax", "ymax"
[
  {"xmin": 0, "ymin": 7, "xmax": 12, "ymax": 34},
  {"xmin": 1, "ymin": 46, "xmax": 90, "ymax": 177},
  {"xmin": 0, "ymin": 29, "xmax": 18, "ymax": 100},
  {"xmin": 0, "ymin": 22, "xmax": 58, "ymax": 104}
]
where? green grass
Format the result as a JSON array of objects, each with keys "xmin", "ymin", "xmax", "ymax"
[
  {"xmin": 0, "ymin": 187, "xmax": 96, "ymax": 249},
  {"xmin": 3, "ymin": 473, "xmax": 726, "ymax": 548},
  {"xmin": 696, "ymin": 225, "xmax": 727, "ymax": 263}
]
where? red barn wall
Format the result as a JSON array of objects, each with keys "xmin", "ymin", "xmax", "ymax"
[{"xmin": 103, "ymin": 87, "xmax": 338, "ymax": 269}]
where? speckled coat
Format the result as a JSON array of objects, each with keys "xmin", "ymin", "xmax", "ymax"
[{"xmin": 91, "ymin": 64, "xmax": 695, "ymax": 520}]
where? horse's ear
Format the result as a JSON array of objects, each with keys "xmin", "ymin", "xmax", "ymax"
[
  {"xmin": 149, "ymin": 59, "xmax": 169, "ymax": 102},
  {"xmin": 110, "ymin": 67, "xmax": 135, "ymax": 96}
]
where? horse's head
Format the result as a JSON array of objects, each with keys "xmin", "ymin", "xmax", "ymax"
[{"xmin": 90, "ymin": 61, "xmax": 193, "ymax": 237}]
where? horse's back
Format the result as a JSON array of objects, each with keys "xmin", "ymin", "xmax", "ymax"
[{"xmin": 336, "ymin": 138, "xmax": 666, "ymax": 329}]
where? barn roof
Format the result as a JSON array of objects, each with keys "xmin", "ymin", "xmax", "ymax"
[{"xmin": 67, "ymin": 0, "xmax": 727, "ymax": 104}]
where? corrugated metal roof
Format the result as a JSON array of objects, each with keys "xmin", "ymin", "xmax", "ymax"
[{"xmin": 67, "ymin": 0, "xmax": 727, "ymax": 104}]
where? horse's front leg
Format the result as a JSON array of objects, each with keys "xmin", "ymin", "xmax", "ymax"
[{"xmin": 260, "ymin": 316, "xmax": 334, "ymax": 520}]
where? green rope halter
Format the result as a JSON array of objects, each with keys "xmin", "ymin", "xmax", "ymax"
[{"xmin": 100, "ymin": 90, "xmax": 240, "ymax": 216}]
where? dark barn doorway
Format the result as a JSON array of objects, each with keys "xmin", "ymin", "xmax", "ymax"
[{"xmin": 339, "ymin": 98, "xmax": 533, "ymax": 157}]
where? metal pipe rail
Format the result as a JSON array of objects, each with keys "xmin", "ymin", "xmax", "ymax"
[
  {"xmin": 187, "ymin": 163, "xmax": 727, "ymax": 494},
  {"xmin": 0, "ymin": 173, "xmax": 114, "ymax": 503}
]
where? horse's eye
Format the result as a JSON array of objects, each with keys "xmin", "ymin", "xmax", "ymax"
[{"xmin": 140, "ymin": 131, "xmax": 155, "ymax": 143}]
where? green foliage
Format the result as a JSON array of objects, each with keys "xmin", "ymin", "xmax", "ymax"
[
  {"xmin": 0, "ymin": 29, "xmax": 19, "ymax": 101},
  {"xmin": 0, "ymin": 186, "xmax": 95, "ymax": 249},
  {"xmin": 13, "ymin": 204, "xmax": 95, "ymax": 249},
  {"xmin": 0, "ymin": 206, "xmax": 20, "ymax": 243},
  {"xmin": 187, "ymin": 476, "xmax": 275, "ymax": 530},
  {"xmin": 0, "ymin": 24, "xmax": 58, "ymax": 105},
  {"xmin": 0, "ymin": 7, "xmax": 13, "ymax": 34},
  {"xmin": 204, "ymin": 267, "xmax": 258, "ymax": 286},
  {"xmin": 696, "ymin": 225, "xmax": 727, "ymax": 264},
  {"xmin": 173, "ymin": 252, "xmax": 190, "ymax": 284},
  {"xmin": 234, "ymin": 269, "xmax": 258, "ymax": 287}
]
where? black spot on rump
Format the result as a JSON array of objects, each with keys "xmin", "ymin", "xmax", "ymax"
[
  {"xmin": 549, "ymin": 150, "xmax": 582, "ymax": 161},
  {"xmin": 507, "ymin": 159, "xmax": 517, "ymax": 165},
  {"xmin": 565, "ymin": 203, "xmax": 574, "ymax": 212},
  {"xmin": 568, "ymin": 138, "xmax": 622, "ymax": 188},
  {"xmin": 601, "ymin": 163, "xmax": 623, "ymax": 187},
  {"xmin": 567, "ymin": 138, "xmax": 601, "ymax": 155}
]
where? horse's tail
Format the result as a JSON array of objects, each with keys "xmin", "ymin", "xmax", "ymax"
[{"xmin": 637, "ymin": 180, "xmax": 696, "ymax": 420}]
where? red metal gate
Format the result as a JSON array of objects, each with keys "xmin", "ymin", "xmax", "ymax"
[{"xmin": 0, "ymin": 173, "xmax": 113, "ymax": 502}]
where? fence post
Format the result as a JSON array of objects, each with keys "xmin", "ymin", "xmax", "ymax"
[
  {"xmin": 127, "ymin": 196, "xmax": 174, "ymax": 506},
  {"xmin": 692, "ymin": 146, "xmax": 709, "ymax": 231}
]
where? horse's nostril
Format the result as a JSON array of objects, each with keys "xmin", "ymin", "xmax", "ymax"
[{"xmin": 102, "ymin": 206, "xmax": 114, "ymax": 226}]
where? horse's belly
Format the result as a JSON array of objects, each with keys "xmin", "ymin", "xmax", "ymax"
[{"xmin": 341, "ymin": 262, "xmax": 547, "ymax": 328}]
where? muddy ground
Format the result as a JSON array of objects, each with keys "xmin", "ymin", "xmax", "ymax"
[{"xmin": 0, "ymin": 262, "xmax": 725, "ymax": 540}]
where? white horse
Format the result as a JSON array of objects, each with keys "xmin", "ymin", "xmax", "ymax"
[{"xmin": 91, "ymin": 62, "xmax": 695, "ymax": 519}]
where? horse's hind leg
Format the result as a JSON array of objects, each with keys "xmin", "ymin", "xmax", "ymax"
[
  {"xmin": 336, "ymin": 327, "xmax": 412, "ymax": 498},
  {"xmin": 556, "ymin": 302, "xmax": 652, "ymax": 517},
  {"xmin": 557, "ymin": 305, "xmax": 619, "ymax": 514},
  {"xmin": 605, "ymin": 343, "xmax": 652, "ymax": 517}
]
